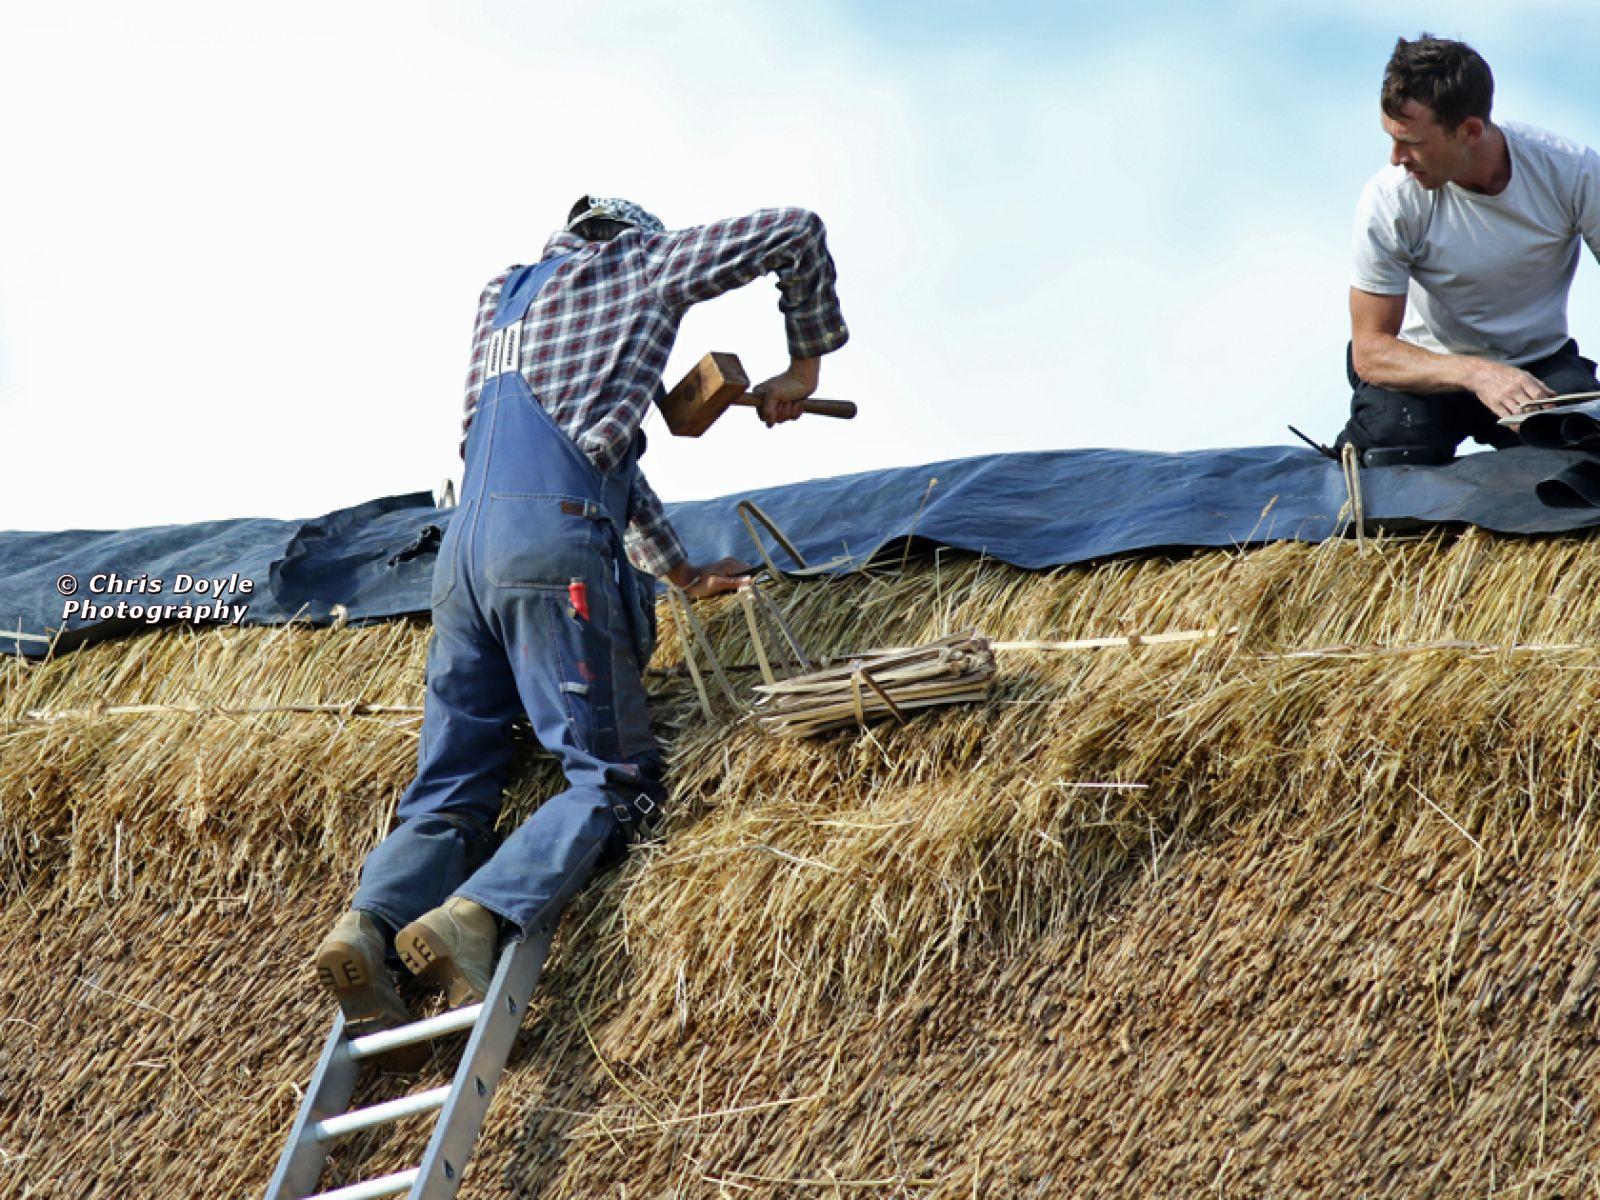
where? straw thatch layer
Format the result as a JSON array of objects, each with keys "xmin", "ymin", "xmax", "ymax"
[{"xmin": 6, "ymin": 529, "xmax": 1600, "ymax": 1197}]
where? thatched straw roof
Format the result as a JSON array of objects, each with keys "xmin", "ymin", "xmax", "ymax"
[{"xmin": 7, "ymin": 528, "xmax": 1600, "ymax": 1196}]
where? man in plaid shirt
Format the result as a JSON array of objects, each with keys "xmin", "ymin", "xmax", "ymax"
[
  {"xmin": 313, "ymin": 196, "xmax": 849, "ymax": 1046},
  {"xmin": 461, "ymin": 198, "xmax": 849, "ymax": 581}
]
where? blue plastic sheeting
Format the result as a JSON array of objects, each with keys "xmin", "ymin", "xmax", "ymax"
[{"xmin": 5, "ymin": 444, "xmax": 1600, "ymax": 659}]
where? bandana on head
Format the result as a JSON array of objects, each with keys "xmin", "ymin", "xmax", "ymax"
[{"xmin": 565, "ymin": 196, "xmax": 665, "ymax": 234}]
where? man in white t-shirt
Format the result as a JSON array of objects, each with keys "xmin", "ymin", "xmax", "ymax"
[{"xmin": 1336, "ymin": 34, "xmax": 1600, "ymax": 466}]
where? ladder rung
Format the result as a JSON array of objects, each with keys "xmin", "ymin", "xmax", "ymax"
[
  {"xmin": 306, "ymin": 1167, "xmax": 420, "ymax": 1200},
  {"xmin": 315, "ymin": 1086, "xmax": 451, "ymax": 1143},
  {"xmin": 347, "ymin": 1003, "xmax": 484, "ymax": 1061}
]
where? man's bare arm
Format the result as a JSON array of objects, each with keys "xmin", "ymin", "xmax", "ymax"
[{"xmin": 1349, "ymin": 288, "xmax": 1553, "ymax": 418}]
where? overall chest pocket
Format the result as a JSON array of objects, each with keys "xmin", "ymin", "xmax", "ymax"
[{"xmin": 483, "ymin": 493, "xmax": 603, "ymax": 588}]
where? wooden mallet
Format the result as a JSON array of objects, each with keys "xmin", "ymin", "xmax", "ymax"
[{"xmin": 659, "ymin": 352, "xmax": 858, "ymax": 437}]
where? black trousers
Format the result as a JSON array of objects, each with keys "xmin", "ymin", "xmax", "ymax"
[{"xmin": 1336, "ymin": 338, "xmax": 1599, "ymax": 460}]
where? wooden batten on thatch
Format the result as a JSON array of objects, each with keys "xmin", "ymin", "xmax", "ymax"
[{"xmin": 9, "ymin": 528, "xmax": 1600, "ymax": 1196}]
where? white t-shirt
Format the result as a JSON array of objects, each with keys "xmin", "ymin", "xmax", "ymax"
[{"xmin": 1352, "ymin": 120, "xmax": 1600, "ymax": 365}]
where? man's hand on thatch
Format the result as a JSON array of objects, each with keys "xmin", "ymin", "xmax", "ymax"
[{"xmin": 667, "ymin": 557, "xmax": 756, "ymax": 600}]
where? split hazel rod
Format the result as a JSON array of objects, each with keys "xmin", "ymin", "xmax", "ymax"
[
  {"xmin": 992, "ymin": 627, "xmax": 1231, "ymax": 652},
  {"xmin": 738, "ymin": 584, "xmax": 776, "ymax": 687}
]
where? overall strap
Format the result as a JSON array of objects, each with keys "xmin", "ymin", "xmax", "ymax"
[
  {"xmin": 492, "ymin": 254, "xmax": 574, "ymax": 331},
  {"xmin": 481, "ymin": 254, "xmax": 574, "ymax": 383}
]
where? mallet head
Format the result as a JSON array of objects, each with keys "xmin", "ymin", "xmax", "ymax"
[{"xmin": 659, "ymin": 352, "xmax": 751, "ymax": 437}]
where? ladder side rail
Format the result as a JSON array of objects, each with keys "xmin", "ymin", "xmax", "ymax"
[
  {"xmin": 409, "ymin": 932, "xmax": 552, "ymax": 1200},
  {"xmin": 265, "ymin": 1011, "xmax": 364, "ymax": 1200}
]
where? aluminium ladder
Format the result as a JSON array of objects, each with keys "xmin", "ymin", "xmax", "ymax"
[{"xmin": 265, "ymin": 930, "xmax": 551, "ymax": 1200}]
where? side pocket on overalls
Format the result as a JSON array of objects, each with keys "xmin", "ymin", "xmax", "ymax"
[
  {"xmin": 599, "ymin": 523, "xmax": 657, "ymax": 670},
  {"xmin": 430, "ymin": 500, "xmax": 470, "ymax": 608},
  {"xmin": 623, "ymin": 565, "xmax": 658, "ymax": 668}
]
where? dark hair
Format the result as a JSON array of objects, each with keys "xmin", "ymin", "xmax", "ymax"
[
  {"xmin": 1381, "ymin": 35, "xmax": 1493, "ymax": 131},
  {"xmin": 565, "ymin": 195, "xmax": 630, "ymax": 243}
]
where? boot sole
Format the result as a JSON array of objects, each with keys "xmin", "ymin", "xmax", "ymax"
[
  {"xmin": 313, "ymin": 939, "xmax": 427, "ymax": 1073},
  {"xmin": 394, "ymin": 923, "xmax": 489, "ymax": 1008}
]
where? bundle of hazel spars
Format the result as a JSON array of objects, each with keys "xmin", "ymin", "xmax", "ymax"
[{"xmin": 752, "ymin": 630, "xmax": 997, "ymax": 738}]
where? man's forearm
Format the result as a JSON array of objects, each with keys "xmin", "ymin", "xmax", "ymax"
[
  {"xmin": 1353, "ymin": 331, "xmax": 1557, "ymax": 417},
  {"xmin": 787, "ymin": 356, "xmax": 820, "ymax": 391},
  {"xmin": 1353, "ymin": 333, "xmax": 1482, "ymax": 394}
]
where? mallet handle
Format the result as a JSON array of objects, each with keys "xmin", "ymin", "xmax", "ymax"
[{"xmin": 733, "ymin": 395, "xmax": 858, "ymax": 420}]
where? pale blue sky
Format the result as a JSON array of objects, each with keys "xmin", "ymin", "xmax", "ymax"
[{"xmin": 2, "ymin": 1, "xmax": 1598, "ymax": 530}]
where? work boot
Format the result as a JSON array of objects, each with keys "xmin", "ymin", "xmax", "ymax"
[
  {"xmin": 313, "ymin": 911, "xmax": 426, "ymax": 1071},
  {"xmin": 394, "ymin": 897, "xmax": 498, "ymax": 1007}
]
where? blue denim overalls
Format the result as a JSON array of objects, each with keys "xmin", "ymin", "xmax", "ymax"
[{"xmin": 352, "ymin": 254, "xmax": 665, "ymax": 939}]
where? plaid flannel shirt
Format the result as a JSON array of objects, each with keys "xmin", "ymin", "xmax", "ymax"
[{"xmin": 460, "ymin": 207, "xmax": 850, "ymax": 577}]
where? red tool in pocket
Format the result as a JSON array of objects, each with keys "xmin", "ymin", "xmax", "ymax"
[{"xmin": 568, "ymin": 579, "xmax": 590, "ymax": 621}]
